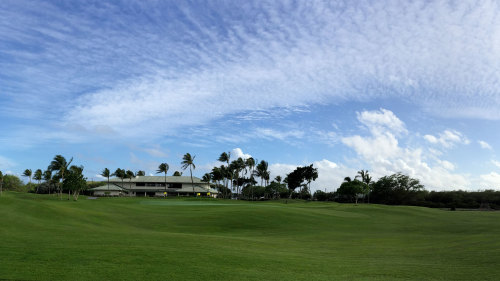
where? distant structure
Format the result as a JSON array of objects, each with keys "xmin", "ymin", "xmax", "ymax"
[{"xmin": 90, "ymin": 176, "xmax": 217, "ymax": 197}]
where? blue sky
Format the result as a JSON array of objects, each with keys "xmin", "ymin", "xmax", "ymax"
[{"xmin": 1, "ymin": 0, "xmax": 500, "ymax": 190}]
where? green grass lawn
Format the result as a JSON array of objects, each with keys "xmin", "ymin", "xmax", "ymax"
[{"xmin": 1, "ymin": 192, "xmax": 499, "ymax": 280}]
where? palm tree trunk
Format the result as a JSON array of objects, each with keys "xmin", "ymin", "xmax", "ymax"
[{"xmin": 190, "ymin": 167, "xmax": 194, "ymax": 196}]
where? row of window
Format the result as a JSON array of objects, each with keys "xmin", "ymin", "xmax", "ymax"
[{"xmin": 135, "ymin": 182, "xmax": 182, "ymax": 189}]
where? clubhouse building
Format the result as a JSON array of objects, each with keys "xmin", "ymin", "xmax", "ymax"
[{"xmin": 90, "ymin": 176, "xmax": 218, "ymax": 197}]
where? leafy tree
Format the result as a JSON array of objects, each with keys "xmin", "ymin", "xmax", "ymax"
[
  {"xmin": 371, "ymin": 173, "xmax": 425, "ymax": 205},
  {"xmin": 156, "ymin": 163, "xmax": 169, "ymax": 194},
  {"xmin": 63, "ymin": 165, "xmax": 87, "ymax": 201},
  {"xmin": 181, "ymin": 153, "xmax": 196, "ymax": 196},
  {"xmin": 172, "ymin": 171, "xmax": 182, "ymax": 176},
  {"xmin": 49, "ymin": 155, "xmax": 73, "ymax": 199},
  {"xmin": 101, "ymin": 168, "xmax": 111, "ymax": 191},
  {"xmin": 33, "ymin": 169, "xmax": 43, "ymax": 193},
  {"xmin": 136, "ymin": 170, "xmax": 145, "ymax": 176},
  {"xmin": 285, "ymin": 165, "xmax": 317, "ymax": 199},
  {"xmin": 336, "ymin": 178, "xmax": 365, "ymax": 203},
  {"xmin": 2, "ymin": 174, "xmax": 23, "ymax": 191}
]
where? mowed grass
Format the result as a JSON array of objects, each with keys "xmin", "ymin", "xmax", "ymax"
[{"xmin": 1, "ymin": 192, "xmax": 499, "ymax": 280}]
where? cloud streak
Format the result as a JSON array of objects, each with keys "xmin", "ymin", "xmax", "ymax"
[{"xmin": 2, "ymin": 1, "xmax": 500, "ymax": 140}]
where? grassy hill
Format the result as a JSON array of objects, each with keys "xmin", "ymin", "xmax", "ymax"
[{"xmin": 0, "ymin": 192, "xmax": 499, "ymax": 280}]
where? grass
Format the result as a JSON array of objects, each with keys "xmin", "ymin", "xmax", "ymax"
[{"xmin": 0, "ymin": 192, "xmax": 499, "ymax": 280}]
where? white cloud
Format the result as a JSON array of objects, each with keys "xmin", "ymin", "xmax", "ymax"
[
  {"xmin": 230, "ymin": 148, "xmax": 252, "ymax": 160},
  {"xmin": 478, "ymin": 140, "xmax": 492, "ymax": 150},
  {"xmin": 479, "ymin": 172, "xmax": 500, "ymax": 189},
  {"xmin": 3, "ymin": 1, "xmax": 500, "ymax": 142},
  {"xmin": 357, "ymin": 108, "xmax": 407, "ymax": 135},
  {"xmin": 342, "ymin": 110, "xmax": 470, "ymax": 190},
  {"xmin": 492, "ymin": 160, "xmax": 500, "ymax": 169},
  {"xmin": 424, "ymin": 130, "xmax": 469, "ymax": 149}
]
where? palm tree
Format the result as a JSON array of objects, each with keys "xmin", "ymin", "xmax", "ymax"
[
  {"xmin": 218, "ymin": 152, "xmax": 231, "ymax": 197},
  {"xmin": 202, "ymin": 173, "xmax": 211, "ymax": 194},
  {"xmin": 0, "ymin": 170, "xmax": 3, "ymax": 196},
  {"xmin": 126, "ymin": 170, "xmax": 135, "ymax": 191},
  {"xmin": 33, "ymin": 169, "xmax": 43, "ymax": 193},
  {"xmin": 355, "ymin": 170, "xmax": 372, "ymax": 203},
  {"xmin": 112, "ymin": 168, "xmax": 126, "ymax": 191},
  {"xmin": 101, "ymin": 168, "xmax": 111, "ymax": 191},
  {"xmin": 181, "ymin": 153, "xmax": 196, "ymax": 196},
  {"xmin": 23, "ymin": 169, "xmax": 32, "ymax": 185},
  {"xmin": 136, "ymin": 170, "xmax": 145, "ymax": 176},
  {"xmin": 43, "ymin": 169, "xmax": 52, "ymax": 194},
  {"xmin": 49, "ymin": 155, "xmax": 73, "ymax": 199},
  {"xmin": 255, "ymin": 160, "xmax": 269, "ymax": 187},
  {"xmin": 246, "ymin": 157, "xmax": 256, "ymax": 200},
  {"xmin": 156, "ymin": 163, "xmax": 169, "ymax": 195}
]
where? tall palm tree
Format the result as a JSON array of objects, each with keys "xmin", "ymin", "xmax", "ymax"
[
  {"xmin": 101, "ymin": 168, "xmax": 111, "ymax": 191},
  {"xmin": 356, "ymin": 170, "xmax": 372, "ymax": 203},
  {"xmin": 43, "ymin": 169, "xmax": 52, "ymax": 194},
  {"xmin": 49, "ymin": 155, "xmax": 73, "ymax": 199},
  {"xmin": 246, "ymin": 157, "xmax": 256, "ymax": 200},
  {"xmin": 23, "ymin": 169, "xmax": 32, "ymax": 185},
  {"xmin": 181, "ymin": 153, "xmax": 196, "ymax": 196},
  {"xmin": 156, "ymin": 163, "xmax": 169, "ymax": 195},
  {"xmin": 33, "ymin": 169, "xmax": 42, "ymax": 193},
  {"xmin": 126, "ymin": 170, "xmax": 135, "ymax": 191},
  {"xmin": 202, "ymin": 173, "xmax": 211, "ymax": 194},
  {"xmin": 112, "ymin": 168, "xmax": 126, "ymax": 191},
  {"xmin": 218, "ymin": 152, "xmax": 231, "ymax": 197},
  {"xmin": 255, "ymin": 160, "xmax": 269, "ymax": 187}
]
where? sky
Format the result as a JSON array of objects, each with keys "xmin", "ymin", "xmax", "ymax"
[{"xmin": 1, "ymin": 0, "xmax": 500, "ymax": 191}]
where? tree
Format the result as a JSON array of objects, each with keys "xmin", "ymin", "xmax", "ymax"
[
  {"xmin": 101, "ymin": 168, "xmax": 111, "ymax": 191},
  {"xmin": 136, "ymin": 170, "xmax": 145, "ymax": 176},
  {"xmin": 63, "ymin": 165, "xmax": 87, "ymax": 201},
  {"xmin": 126, "ymin": 170, "xmax": 135, "ymax": 190},
  {"xmin": 181, "ymin": 153, "xmax": 196, "ymax": 196},
  {"xmin": 23, "ymin": 169, "xmax": 32, "ymax": 185},
  {"xmin": 33, "ymin": 169, "xmax": 43, "ymax": 193},
  {"xmin": 0, "ymin": 171, "xmax": 3, "ymax": 196},
  {"xmin": 246, "ymin": 157, "xmax": 256, "ymax": 200},
  {"xmin": 371, "ymin": 173, "xmax": 425, "ymax": 205},
  {"xmin": 356, "ymin": 170, "xmax": 372, "ymax": 203},
  {"xmin": 218, "ymin": 152, "xmax": 231, "ymax": 198},
  {"xmin": 43, "ymin": 169, "xmax": 53, "ymax": 194},
  {"xmin": 336, "ymin": 177, "xmax": 365, "ymax": 204},
  {"xmin": 255, "ymin": 160, "xmax": 269, "ymax": 187},
  {"xmin": 303, "ymin": 164, "xmax": 318, "ymax": 196},
  {"xmin": 172, "ymin": 171, "xmax": 182, "ymax": 176},
  {"xmin": 2, "ymin": 174, "xmax": 23, "ymax": 191},
  {"xmin": 112, "ymin": 168, "xmax": 126, "ymax": 191},
  {"xmin": 156, "ymin": 163, "xmax": 169, "ymax": 195},
  {"xmin": 202, "ymin": 173, "xmax": 211, "ymax": 193},
  {"xmin": 49, "ymin": 155, "xmax": 73, "ymax": 199}
]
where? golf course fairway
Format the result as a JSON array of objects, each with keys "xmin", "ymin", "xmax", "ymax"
[{"xmin": 1, "ymin": 192, "xmax": 499, "ymax": 280}]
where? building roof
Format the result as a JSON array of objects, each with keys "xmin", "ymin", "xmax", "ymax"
[
  {"xmin": 90, "ymin": 184, "xmax": 126, "ymax": 191},
  {"xmin": 109, "ymin": 176, "xmax": 205, "ymax": 184}
]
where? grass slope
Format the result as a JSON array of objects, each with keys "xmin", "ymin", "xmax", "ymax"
[{"xmin": 1, "ymin": 192, "xmax": 499, "ymax": 280}]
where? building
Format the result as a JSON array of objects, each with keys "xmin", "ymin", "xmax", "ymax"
[{"xmin": 90, "ymin": 176, "xmax": 218, "ymax": 197}]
